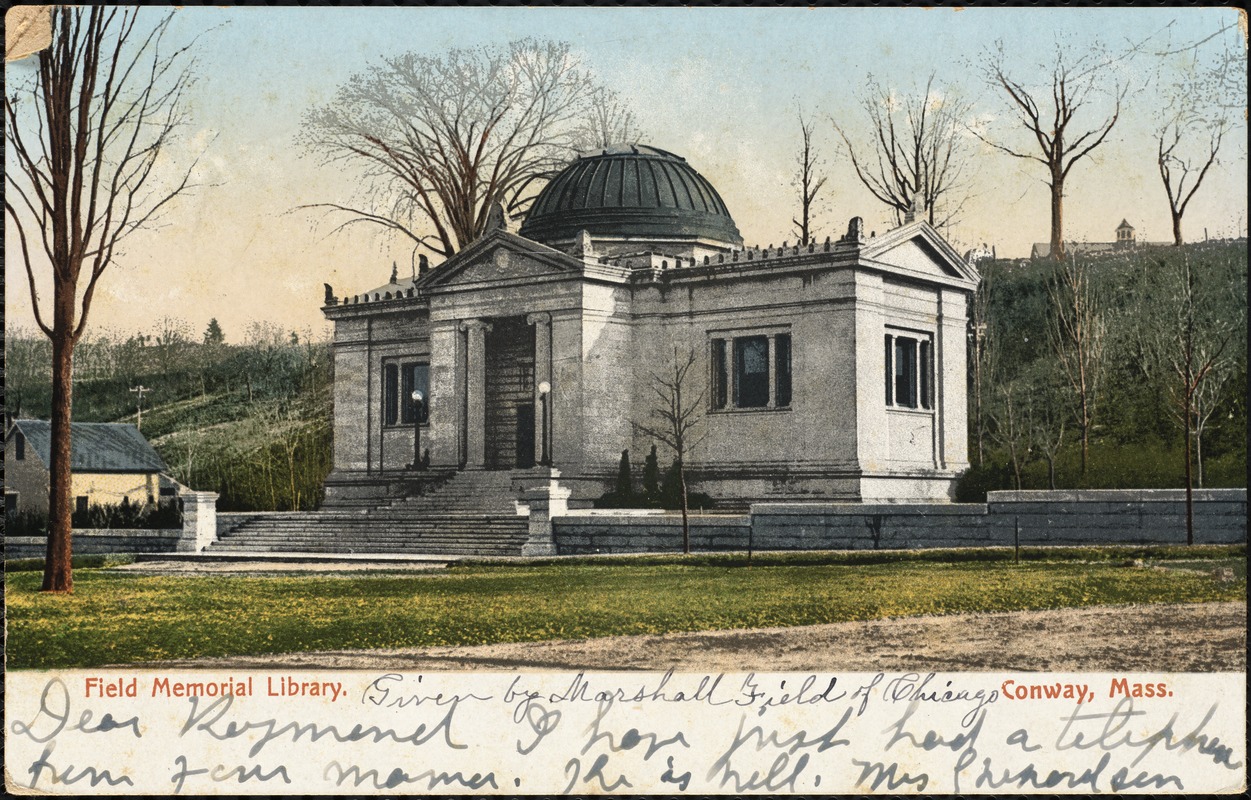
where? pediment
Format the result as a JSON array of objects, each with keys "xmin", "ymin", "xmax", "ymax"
[
  {"xmin": 862, "ymin": 223, "xmax": 980, "ymax": 285},
  {"xmin": 420, "ymin": 230, "xmax": 583, "ymax": 289}
]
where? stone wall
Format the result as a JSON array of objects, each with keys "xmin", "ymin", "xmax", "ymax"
[
  {"xmin": 987, "ymin": 489, "xmax": 1246, "ymax": 546},
  {"xmin": 553, "ymin": 512, "xmax": 751, "ymax": 554},
  {"xmin": 5, "ymin": 529, "xmax": 181, "ymax": 560},
  {"xmin": 749, "ymin": 503, "xmax": 992, "ymax": 551},
  {"xmin": 554, "ymin": 489, "xmax": 1247, "ymax": 554}
]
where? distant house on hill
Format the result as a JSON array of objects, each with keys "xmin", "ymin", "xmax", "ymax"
[
  {"xmin": 1030, "ymin": 219, "xmax": 1169, "ymax": 260},
  {"xmin": 4, "ymin": 420, "xmax": 177, "ymax": 516}
]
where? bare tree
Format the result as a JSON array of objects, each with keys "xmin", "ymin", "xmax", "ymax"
[
  {"xmin": 300, "ymin": 40, "xmax": 624, "ymax": 259},
  {"xmin": 1046, "ymin": 255, "xmax": 1105, "ymax": 475},
  {"xmin": 632, "ymin": 347, "xmax": 708, "ymax": 554},
  {"xmin": 4, "ymin": 327, "xmax": 52, "ymax": 420},
  {"xmin": 792, "ymin": 110, "xmax": 829, "ymax": 244},
  {"xmin": 989, "ymin": 380, "xmax": 1030, "ymax": 490},
  {"xmin": 976, "ymin": 42, "xmax": 1127, "ymax": 261},
  {"xmin": 968, "ymin": 266, "xmax": 999, "ymax": 466},
  {"xmin": 5, "ymin": 8, "xmax": 201, "ymax": 593},
  {"xmin": 835, "ymin": 73, "xmax": 973, "ymax": 231},
  {"xmin": 1154, "ymin": 25, "xmax": 1241, "ymax": 246},
  {"xmin": 1141, "ymin": 255, "xmax": 1234, "ymax": 544},
  {"xmin": 570, "ymin": 86, "xmax": 640, "ymax": 154},
  {"xmin": 1024, "ymin": 367, "xmax": 1068, "ymax": 490}
]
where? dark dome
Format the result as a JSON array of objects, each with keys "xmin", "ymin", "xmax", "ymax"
[{"xmin": 519, "ymin": 145, "xmax": 742, "ymax": 246}]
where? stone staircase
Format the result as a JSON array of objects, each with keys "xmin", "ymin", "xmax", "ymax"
[{"xmin": 208, "ymin": 470, "xmax": 529, "ymax": 557}]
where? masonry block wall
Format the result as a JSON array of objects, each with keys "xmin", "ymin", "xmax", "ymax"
[
  {"xmin": 5, "ymin": 530, "xmax": 181, "ymax": 560},
  {"xmin": 553, "ymin": 489, "xmax": 1247, "ymax": 554},
  {"xmin": 553, "ymin": 513, "xmax": 751, "ymax": 554}
]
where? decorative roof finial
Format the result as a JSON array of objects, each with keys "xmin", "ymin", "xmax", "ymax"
[
  {"xmin": 485, "ymin": 200, "xmax": 509, "ymax": 233},
  {"xmin": 572, "ymin": 229, "xmax": 594, "ymax": 258},
  {"xmin": 389, "ymin": 261, "xmax": 398, "ymax": 284}
]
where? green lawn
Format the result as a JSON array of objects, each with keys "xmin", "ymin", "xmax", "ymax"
[{"xmin": 6, "ymin": 546, "xmax": 1244, "ymax": 669}]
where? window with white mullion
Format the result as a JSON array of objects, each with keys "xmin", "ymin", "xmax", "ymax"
[{"xmin": 886, "ymin": 330, "xmax": 934, "ymax": 410}]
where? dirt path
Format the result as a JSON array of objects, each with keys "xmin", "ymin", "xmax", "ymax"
[{"xmin": 154, "ymin": 602, "xmax": 1245, "ymax": 672}]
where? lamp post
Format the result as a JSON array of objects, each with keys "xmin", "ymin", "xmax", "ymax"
[
  {"xmin": 538, "ymin": 380, "xmax": 551, "ymax": 466},
  {"xmin": 410, "ymin": 389, "xmax": 425, "ymax": 470}
]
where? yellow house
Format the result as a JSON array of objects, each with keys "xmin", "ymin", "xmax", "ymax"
[{"xmin": 4, "ymin": 420, "xmax": 176, "ymax": 516}]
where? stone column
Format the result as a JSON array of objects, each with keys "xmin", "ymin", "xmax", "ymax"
[
  {"xmin": 427, "ymin": 320, "xmax": 463, "ymax": 467},
  {"xmin": 549, "ymin": 311, "xmax": 584, "ymax": 472},
  {"xmin": 527, "ymin": 312, "xmax": 553, "ymax": 466},
  {"xmin": 176, "ymin": 491, "xmax": 219, "ymax": 552},
  {"xmin": 461, "ymin": 319, "xmax": 492, "ymax": 469}
]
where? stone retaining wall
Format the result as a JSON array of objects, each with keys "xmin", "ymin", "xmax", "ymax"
[
  {"xmin": 987, "ymin": 489, "xmax": 1246, "ymax": 546},
  {"xmin": 4, "ymin": 529, "xmax": 182, "ymax": 560},
  {"xmin": 554, "ymin": 489, "xmax": 1247, "ymax": 554},
  {"xmin": 553, "ymin": 512, "xmax": 751, "ymax": 554}
]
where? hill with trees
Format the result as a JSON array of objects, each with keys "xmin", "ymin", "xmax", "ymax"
[
  {"xmin": 963, "ymin": 239, "xmax": 1246, "ymax": 498},
  {"xmin": 6, "ymin": 319, "xmax": 331, "ymax": 512}
]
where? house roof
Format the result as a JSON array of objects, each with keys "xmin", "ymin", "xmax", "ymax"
[{"xmin": 10, "ymin": 420, "xmax": 169, "ymax": 473}]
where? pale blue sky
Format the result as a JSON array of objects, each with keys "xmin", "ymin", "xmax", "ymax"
[{"xmin": 6, "ymin": 7, "xmax": 1245, "ymax": 340}]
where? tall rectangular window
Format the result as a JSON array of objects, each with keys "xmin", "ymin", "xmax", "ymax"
[
  {"xmin": 400, "ymin": 362, "xmax": 430, "ymax": 424},
  {"xmin": 775, "ymin": 334, "xmax": 792, "ymax": 407},
  {"xmin": 734, "ymin": 336, "xmax": 770, "ymax": 408},
  {"xmin": 886, "ymin": 332, "xmax": 934, "ymax": 410},
  {"xmin": 894, "ymin": 337, "xmax": 918, "ymax": 408},
  {"xmin": 711, "ymin": 339, "xmax": 728, "ymax": 410},
  {"xmin": 383, "ymin": 363, "xmax": 399, "ymax": 425},
  {"xmin": 15, "ymin": 431, "xmax": 25, "ymax": 460}
]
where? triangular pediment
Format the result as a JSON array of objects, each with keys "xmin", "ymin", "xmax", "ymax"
[
  {"xmin": 419, "ymin": 230, "xmax": 584, "ymax": 289},
  {"xmin": 861, "ymin": 222, "xmax": 980, "ymax": 285}
]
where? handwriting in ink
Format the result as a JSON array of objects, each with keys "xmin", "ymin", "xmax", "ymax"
[
  {"xmin": 562, "ymin": 752, "xmax": 632, "ymax": 794},
  {"xmin": 11, "ymin": 678, "xmax": 142, "ymax": 743},
  {"xmin": 1056, "ymin": 698, "xmax": 1243, "ymax": 770},
  {"xmin": 514, "ymin": 701, "xmax": 562, "ymax": 755},
  {"xmin": 660, "ymin": 755, "xmax": 692, "ymax": 791},
  {"xmin": 852, "ymin": 758, "xmax": 930, "ymax": 791},
  {"xmin": 705, "ymin": 707, "xmax": 853, "ymax": 791},
  {"xmin": 24, "ymin": 741, "xmax": 134, "ymax": 790},
  {"xmin": 171, "ymin": 754, "xmax": 290, "ymax": 794},
  {"xmin": 362, "ymin": 673, "xmax": 492, "ymax": 708},
  {"xmin": 324, "ymin": 760, "xmax": 498, "ymax": 791},
  {"xmin": 740, "ymin": 673, "xmax": 846, "ymax": 717},
  {"xmin": 179, "ymin": 692, "xmax": 465, "ymax": 758},
  {"xmin": 582, "ymin": 698, "xmax": 689, "ymax": 758}
]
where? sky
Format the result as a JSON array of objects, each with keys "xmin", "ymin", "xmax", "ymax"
[{"xmin": 5, "ymin": 7, "xmax": 1246, "ymax": 343}]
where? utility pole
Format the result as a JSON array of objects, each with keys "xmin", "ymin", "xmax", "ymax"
[{"xmin": 130, "ymin": 385, "xmax": 151, "ymax": 431}]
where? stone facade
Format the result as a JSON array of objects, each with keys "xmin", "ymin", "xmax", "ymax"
[{"xmin": 323, "ymin": 149, "xmax": 980, "ymax": 509}]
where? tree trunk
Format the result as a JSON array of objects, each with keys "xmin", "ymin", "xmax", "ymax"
[
  {"xmin": 678, "ymin": 458, "xmax": 690, "ymax": 554},
  {"xmin": 1079, "ymin": 393, "xmax": 1090, "ymax": 475},
  {"xmin": 1049, "ymin": 176, "xmax": 1066, "ymax": 262},
  {"xmin": 1047, "ymin": 455, "xmax": 1056, "ymax": 490},
  {"xmin": 1172, "ymin": 211, "xmax": 1184, "ymax": 247},
  {"xmin": 1184, "ymin": 399, "xmax": 1195, "ymax": 546},
  {"xmin": 42, "ymin": 300, "xmax": 77, "ymax": 593},
  {"xmin": 1195, "ymin": 423, "xmax": 1205, "ymax": 488}
]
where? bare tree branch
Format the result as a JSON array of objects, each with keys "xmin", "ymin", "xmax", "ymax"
[
  {"xmin": 834, "ymin": 72, "xmax": 973, "ymax": 232},
  {"xmin": 299, "ymin": 40, "xmax": 642, "ymax": 260},
  {"xmin": 4, "ymin": 7, "xmax": 204, "ymax": 593}
]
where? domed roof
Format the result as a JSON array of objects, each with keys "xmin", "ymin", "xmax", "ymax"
[{"xmin": 519, "ymin": 144, "xmax": 742, "ymax": 246}]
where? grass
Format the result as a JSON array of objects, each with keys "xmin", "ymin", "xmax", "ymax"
[{"xmin": 6, "ymin": 545, "xmax": 1244, "ymax": 669}]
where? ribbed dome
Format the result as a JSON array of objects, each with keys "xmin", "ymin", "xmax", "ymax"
[{"xmin": 519, "ymin": 145, "xmax": 743, "ymax": 246}]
